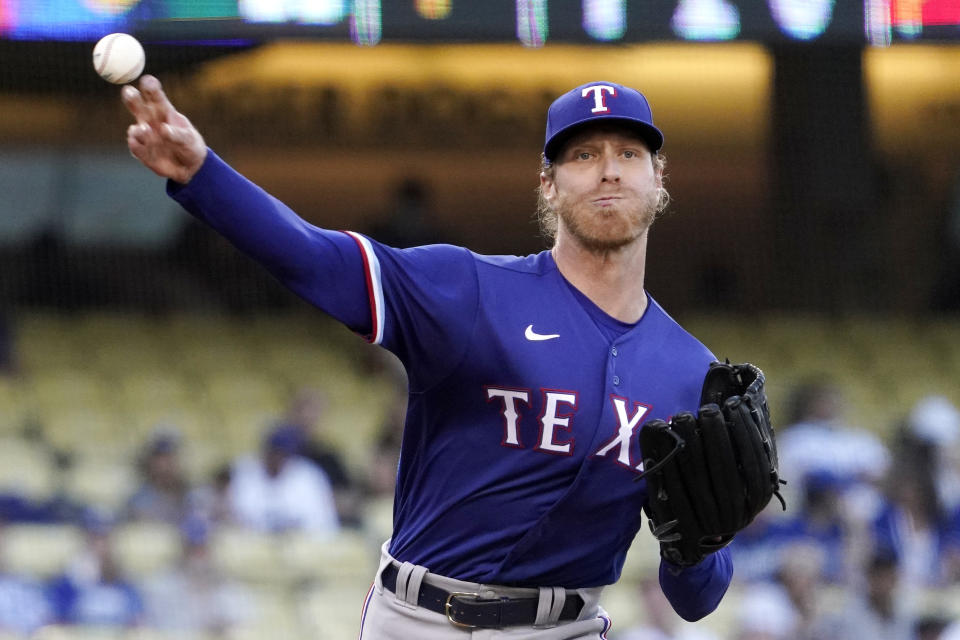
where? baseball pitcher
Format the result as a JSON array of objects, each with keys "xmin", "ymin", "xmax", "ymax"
[{"xmin": 122, "ymin": 76, "xmax": 784, "ymax": 639}]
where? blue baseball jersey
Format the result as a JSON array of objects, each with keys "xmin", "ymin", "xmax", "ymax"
[{"xmin": 169, "ymin": 151, "xmax": 733, "ymax": 619}]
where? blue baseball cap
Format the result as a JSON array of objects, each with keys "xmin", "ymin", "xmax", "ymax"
[
  {"xmin": 265, "ymin": 423, "xmax": 305, "ymax": 454},
  {"xmin": 543, "ymin": 81, "xmax": 664, "ymax": 162}
]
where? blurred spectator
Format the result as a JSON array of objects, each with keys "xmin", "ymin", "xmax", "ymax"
[
  {"xmin": 733, "ymin": 542, "xmax": 834, "ymax": 640},
  {"xmin": 730, "ymin": 470, "xmax": 850, "ymax": 584},
  {"xmin": 188, "ymin": 463, "xmax": 236, "ymax": 527},
  {"xmin": 0, "ymin": 524, "xmax": 55, "ymax": 635},
  {"xmin": 731, "ymin": 580, "xmax": 799, "ymax": 640},
  {"xmin": 43, "ymin": 450, "xmax": 88, "ymax": 524},
  {"xmin": 48, "ymin": 512, "xmax": 144, "ymax": 628},
  {"xmin": 611, "ymin": 576, "xmax": 719, "ymax": 640},
  {"xmin": 282, "ymin": 386, "xmax": 363, "ymax": 527},
  {"xmin": 121, "ymin": 427, "xmax": 190, "ymax": 525},
  {"xmin": 728, "ymin": 509, "xmax": 790, "ymax": 583},
  {"xmin": 0, "ymin": 572, "xmax": 53, "ymax": 635},
  {"xmin": 141, "ymin": 515, "xmax": 254, "ymax": 634},
  {"xmin": 366, "ymin": 177, "xmax": 444, "ymax": 248},
  {"xmin": 778, "ymin": 379, "xmax": 891, "ymax": 491},
  {"xmin": 227, "ymin": 424, "xmax": 339, "ymax": 534},
  {"xmin": 775, "ymin": 543, "xmax": 833, "ymax": 639},
  {"xmin": 914, "ymin": 615, "xmax": 952, "ymax": 640},
  {"xmin": 905, "ymin": 396, "xmax": 960, "ymax": 514},
  {"xmin": 871, "ymin": 436, "xmax": 960, "ymax": 589},
  {"xmin": 818, "ymin": 551, "xmax": 913, "ymax": 640},
  {"xmin": 777, "ymin": 379, "xmax": 890, "ymax": 539},
  {"xmin": 898, "ymin": 397, "xmax": 960, "ymax": 584},
  {"xmin": 946, "ymin": 509, "xmax": 960, "ymax": 586}
]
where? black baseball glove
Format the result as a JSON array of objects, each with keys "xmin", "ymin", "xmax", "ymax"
[{"xmin": 637, "ymin": 361, "xmax": 785, "ymax": 567}]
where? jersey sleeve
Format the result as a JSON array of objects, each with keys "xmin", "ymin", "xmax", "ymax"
[
  {"xmin": 658, "ymin": 546, "xmax": 732, "ymax": 621},
  {"xmin": 166, "ymin": 150, "xmax": 372, "ymax": 334},
  {"xmin": 352, "ymin": 238, "xmax": 480, "ymax": 392}
]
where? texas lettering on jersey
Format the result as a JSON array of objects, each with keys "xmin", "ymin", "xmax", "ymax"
[{"xmin": 486, "ymin": 386, "xmax": 650, "ymax": 472}]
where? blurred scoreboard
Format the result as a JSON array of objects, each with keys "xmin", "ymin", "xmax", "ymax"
[{"xmin": 1, "ymin": 0, "xmax": 958, "ymax": 45}]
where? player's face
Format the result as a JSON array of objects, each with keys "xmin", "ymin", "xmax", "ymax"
[{"xmin": 543, "ymin": 125, "xmax": 661, "ymax": 253}]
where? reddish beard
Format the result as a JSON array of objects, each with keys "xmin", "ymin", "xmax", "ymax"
[{"xmin": 555, "ymin": 190, "xmax": 658, "ymax": 253}]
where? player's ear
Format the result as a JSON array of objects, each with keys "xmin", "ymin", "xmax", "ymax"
[{"xmin": 540, "ymin": 170, "xmax": 557, "ymax": 204}]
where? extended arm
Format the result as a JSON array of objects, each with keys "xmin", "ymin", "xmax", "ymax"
[{"xmin": 122, "ymin": 75, "xmax": 369, "ymax": 331}]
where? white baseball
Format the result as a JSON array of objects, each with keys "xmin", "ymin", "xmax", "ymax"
[{"xmin": 92, "ymin": 33, "xmax": 145, "ymax": 85}]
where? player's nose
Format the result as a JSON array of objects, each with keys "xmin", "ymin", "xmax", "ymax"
[{"xmin": 600, "ymin": 154, "xmax": 621, "ymax": 182}]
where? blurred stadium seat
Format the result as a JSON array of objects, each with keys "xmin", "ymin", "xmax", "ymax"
[
  {"xmin": 112, "ymin": 522, "xmax": 181, "ymax": 578},
  {"xmin": 0, "ymin": 436, "xmax": 56, "ymax": 500},
  {"xmin": 65, "ymin": 456, "xmax": 137, "ymax": 513},
  {"xmin": 37, "ymin": 406, "xmax": 128, "ymax": 457},
  {"xmin": 279, "ymin": 529, "xmax": 374, "ymax": 583},
  {"xmin": 0, "ymin": 378, "xmax": 27, "ymax": 435},
  {"xmin": 297, "ymin": 580, "xmax": 371, "ymax": 639},
  {"xmin": 212, "ymin": 407, "xmax": 284, "ymax": 460},
  {"xmin": 210, "ymin": 527, "xmax": 285, "ymax": 585},
  {"xmin": 1, "ymin": 524, "xmax": 83, "ymax": 578},
  {"xmin": 117, "ymin": 372, "xmax": 194, "ymax": 413},
  {"xmin": 27, "ymin": 370, "xmax": 110, "ymax": 411},
  {"xmin": 204, "ymin": 371, "xmax": 286, "ymax": 417},
  {"xmin": 17, "ymin": 314, "xmax": 84, "ymax": 372},
  {"xmin": 231, "ymin": 585, "xmax": 300, "ymax": 640}
]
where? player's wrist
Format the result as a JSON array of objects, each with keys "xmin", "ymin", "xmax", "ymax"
[{"xmin": 173, "ymin": 146, "xmax": 209, "ymax": 186}]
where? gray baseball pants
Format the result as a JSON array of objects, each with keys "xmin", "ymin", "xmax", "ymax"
[{"xmin": 359, "ymin": 541, "xmax": 613, "ymax": 639}]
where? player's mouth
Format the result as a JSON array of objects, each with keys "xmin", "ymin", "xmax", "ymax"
[{"xmin": 592, "ymin": 196, "xmax": 622, "ymax": 207}]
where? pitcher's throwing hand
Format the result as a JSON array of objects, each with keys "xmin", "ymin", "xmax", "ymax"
[{"xmin": 122, "ymin": 75, "xmax": 206, "ymax": 184}]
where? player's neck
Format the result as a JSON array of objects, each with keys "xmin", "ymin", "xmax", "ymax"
[{"xmin": 551, "ymin": 232, "xmax": 649, "ymax": 323}]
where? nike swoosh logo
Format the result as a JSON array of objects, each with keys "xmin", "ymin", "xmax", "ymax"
[{"xmin": 525, "ymin": 324, "xmax": 560, "ymax": 341}]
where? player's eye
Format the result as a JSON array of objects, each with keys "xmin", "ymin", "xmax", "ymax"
[
  {"xmin": 623, "ymin": 150, "xmax": 637, "ymax": 159},
  {"xmin": 577, "ymin": 151, "xmax": 592, "ymax": 160}
]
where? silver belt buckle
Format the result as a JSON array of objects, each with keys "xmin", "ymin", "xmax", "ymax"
[{"xmin": 444, "ymin": 591, "xmax": 481, "ymax": 629}]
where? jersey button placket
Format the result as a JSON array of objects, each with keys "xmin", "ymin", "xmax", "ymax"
[{"xmin": 611, "ymin": 344, "xmax": 620, "ymax": 385}]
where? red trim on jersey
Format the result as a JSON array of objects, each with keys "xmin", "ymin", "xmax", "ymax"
[{"xmin": 346, "ymin": 231, "xmax": 379, "ymax": 344}]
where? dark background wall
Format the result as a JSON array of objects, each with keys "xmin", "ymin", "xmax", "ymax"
[{"xmin": 0, "ymin": 39, "xmax": 958, "ymax": 317}]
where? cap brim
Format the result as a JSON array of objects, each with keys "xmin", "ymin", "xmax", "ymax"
[{"xmin": 544, "ymin": 117, "xmax": 664, "ymax": 162}]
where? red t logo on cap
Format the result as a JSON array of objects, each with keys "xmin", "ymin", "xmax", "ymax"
[{"xmin": 581, "ymin": 85, "xmax": 617, "ymax": 113}]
